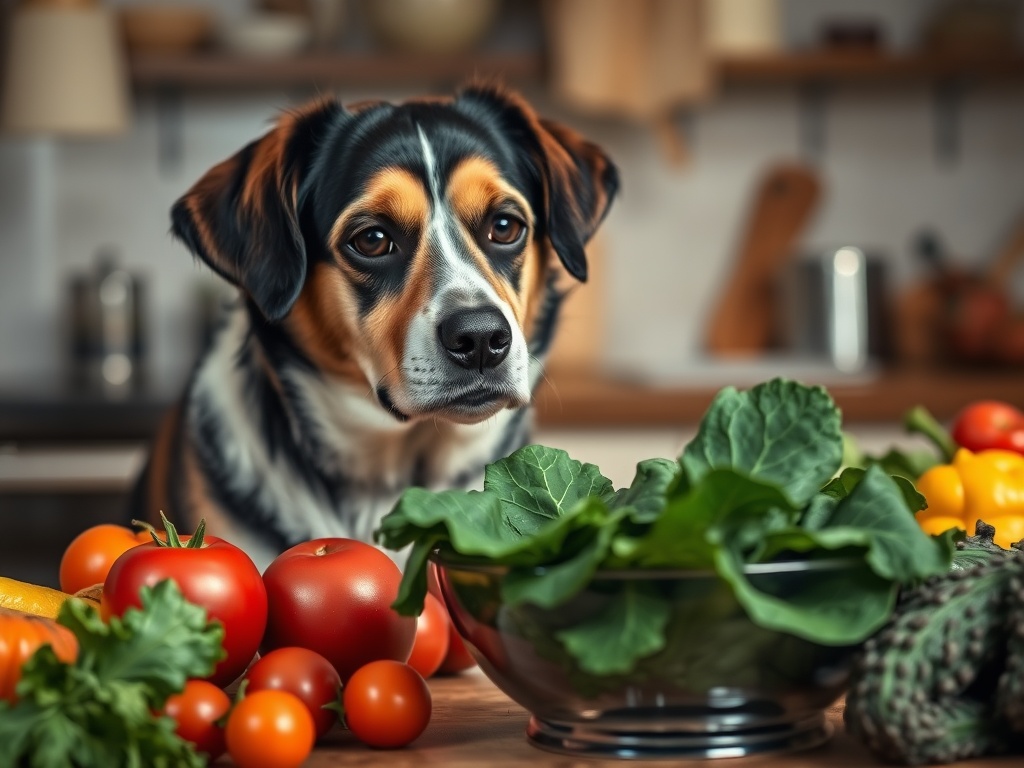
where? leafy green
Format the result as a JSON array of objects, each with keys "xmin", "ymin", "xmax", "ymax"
[
  {"xmin": 610, "ymin": 469, "xmax": 797, "ymax": 568},
  {"xmin": 605, "ymin": 458, "xmax": 680, "ymax": 522},
  {"xmin": 714, "ymin": 547, "xmax": 898, "ymax": 645},
  {"xmin": 555, "ymin": 583, "xmax": 671, "ymax": 675},
  {"xmin": 375, "ymin": 378, "xmax": 954, "ymax": 679},
  {"xmin": 679, "ymin": 379, "xmax": 842, "ymax": 506},
  {"xmin": 0, "ymin": 580, "xmax": 225, "ymax": 768}
]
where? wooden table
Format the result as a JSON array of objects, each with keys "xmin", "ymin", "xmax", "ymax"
[{"xmin": 304, "ymin": 671, "xmax": 1017, "ymax": 767}]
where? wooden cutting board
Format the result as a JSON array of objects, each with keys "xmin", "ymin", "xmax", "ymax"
[{"xmin": 704, "ymin": 163, "xmax": 822, "ymax": 355}]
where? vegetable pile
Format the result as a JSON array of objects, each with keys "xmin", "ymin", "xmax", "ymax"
[
  {"xmin": 1, "ymin": 516, "xmax": 445, "ymax": 766},
  {"xmin": 844, "ymin": 398, "xmax": 1024, "ymax": 553},
  {"xmin": 0, "ymin": 580, "xmax": 224, "ymax": 768},
  {"xmin": 377, "ymin": 378, "xmax": 955, "ymax": 675}
]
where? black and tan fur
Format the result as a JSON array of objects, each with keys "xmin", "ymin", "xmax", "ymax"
[{"xmin": 131, "ymin": 84, "xmax": 618, "ymax": 570}]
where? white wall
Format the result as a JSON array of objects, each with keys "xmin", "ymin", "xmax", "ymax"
[{"xmin": 1, "ymin": 0, "xmax": 1023, "ymax": 382}]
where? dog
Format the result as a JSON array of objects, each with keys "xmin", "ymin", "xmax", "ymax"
[{"xmin": 129, "ymin": 83, "xmax": 618, "ymax": 571}]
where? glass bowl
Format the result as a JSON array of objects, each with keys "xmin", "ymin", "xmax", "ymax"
[{"xmin": 432, "ymin": 555, "xmax": 860, "ymax": 760}]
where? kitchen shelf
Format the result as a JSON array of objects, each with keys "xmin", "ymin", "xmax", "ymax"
[
  {"xmin": 533, "ymin": 367, "xmax": 1024, "ymax": 428},
  {"xmin": 719, "ymin": 51, "xmax": 1024, "ymax": 83},
  {"xmin": 127, "ymin": 50, "xmax": 1024, "ymax": 91},
  {"xmin": 129, "ymin": 50, "xmax": 544, "ymax": 90}
]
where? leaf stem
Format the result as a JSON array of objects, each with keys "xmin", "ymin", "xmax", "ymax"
[{"xmin": 904, "ymin": 406, "xmax": 958, "ymax": 463}]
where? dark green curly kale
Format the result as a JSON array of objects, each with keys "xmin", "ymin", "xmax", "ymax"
[{"xmin": 845, "ymin": 525, "xmax": 1024, "ymax": 765}]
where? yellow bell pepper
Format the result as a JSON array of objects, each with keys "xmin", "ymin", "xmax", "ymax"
[{"xmin": 916, "ymin": 448, "xmax": 1024, "ymax": 549}]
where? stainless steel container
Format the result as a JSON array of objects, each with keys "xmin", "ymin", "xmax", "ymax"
[
  {"xmin": 780, "ymin": 247, "xmax": 890, "ymax": 372},
  {"xmin": 68, "ymin": 251, "xmax": 147, "ymax": 394}
]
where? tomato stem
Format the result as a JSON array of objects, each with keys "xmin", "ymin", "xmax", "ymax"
[
  {"xmin": 150, "ymin": 511, "xmax": 208, "ymax": 549},
  {"xmin": 322, "ymin": 692, "xmax": 346, "ymax": 727},
  {"xmin": 131, "ymin": 519, "xmax": 158, "ymax": 538}
]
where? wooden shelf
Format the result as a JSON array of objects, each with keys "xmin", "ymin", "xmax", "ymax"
[
  {"xmin": 129, "ymin": 50, "xmax": 544, "ymax": 89},
  {"xmin": 718, "ymin": 51, "xmax": 1024, "ymax": 83},
  {"xmin": 127, "ymin": 49, "xmax": 1024, "ymax": 91},
  {"xmin": 533, "ymin": 368, "xmax": 1024, "ymax": 428}
]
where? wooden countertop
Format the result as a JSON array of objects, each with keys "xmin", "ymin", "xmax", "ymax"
[
  {"xmin": 534, "ymin": 367, "xmax": 1024, "ymax": 428},
  {"xmin": 305, "ymin": 671, "xmax": 1016, "ymax": 767}
]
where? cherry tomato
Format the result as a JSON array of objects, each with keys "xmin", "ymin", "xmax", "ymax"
[
  {"xmin": 59, "ymin": 524, "xmax": 140, "ymax": 595},
  {"xmin": 103, "ymin": 521, "xmax": 267, "ymax": 687},
  {"xmin": 952, "ymin": 401, "xmax": 1024, "ymax": 455},
  {"xmin": 226, "ymin": 689, "xmax": 314, "ymax": 768},
  {"xmin": 343, "ymin": 660, "xmax": 431, "ymax": 749},
  {"xmin": 262, "ymin": 538, "xmax": 415, "ymax": 681},
  {"xmin": 406, "ymin": 592, "xmax": 450, "ymax": 679},
  {"xmin": 243, "ymin": 647, "xmax": 341, "ymax": 739},
  {"xmin": 162, "ymin": 679, "xmax": 230, "ymax": 760},
  {"xmin": 427, "ymin": 563, "xmax": 477, "ymax": 675},
  {"xmin": 438, "ymin": 620, "xmax": 478, "ymax": 674}
]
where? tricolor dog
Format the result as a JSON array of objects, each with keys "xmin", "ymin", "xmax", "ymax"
[{"xmin": 131, "ymin": 84, "xmax": 618, "ymax": 570}]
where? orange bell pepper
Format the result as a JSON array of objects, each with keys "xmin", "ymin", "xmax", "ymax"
[{"xmin": 916, "ymin": 448, "xmax": 1024, "ymax": 549}]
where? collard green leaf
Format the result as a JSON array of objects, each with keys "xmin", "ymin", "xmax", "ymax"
[
  {"xmin": 554, "ymin": 583, "xmax": 671, "ymax": 675},
  {"xmin": 484, "ymin": 444, "xmax": 614, "ymax": 521},
  {"xmin": 714, "ymin": 546, "xmax": 897, "ymax": 645},
  {"xmin": 611, "ymin": 469, "xmax": 797, "ymax": 568},
  {"xmin": 390, "ymin": 534, "xmax": 443, "ymax": 616},
  {"xmin": 606, "ymin": 458, "xmax": 680, "ymax": 522},
  {"xmin": 680, "ymin": 379, "xmax": 842, "ymax": 506},
  {"xmin": 502, "ymin": 500, "xmax": 622, "ymax": 608},
  {"xmin": 379, "ymin": 446, "xmax": 613, "ymax": 565},
  {"xmin": 824, "ymin": 465, "xmax": 951, "ymax": 582},
  {"xmin": 801, "ymin": 492, "xmax": 840, "ymax": 531},
  {"xmin": 375, "ymin": 488, "xmax": 506, "ymax": 554},
  {"xmin": 822, "ymin": 467, "xmax": 927, "ymax": 515}
]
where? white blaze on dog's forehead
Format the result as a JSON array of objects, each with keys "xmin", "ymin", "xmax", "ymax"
[
  {"xmin": 394, "ymin": 125, "xmax": 531, "ymax": 411},
  {"xmin": 415, "ymin": 124, "xmax": 502, "ymax": 308}
]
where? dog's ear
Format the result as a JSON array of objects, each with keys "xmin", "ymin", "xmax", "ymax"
[
  {"xmin": 458, "ymin": 84, "xmax": 619, "ymax": 282},
  {"xmin": 171, "ymin": 100, "xmax": 341, "ymax": 321}
]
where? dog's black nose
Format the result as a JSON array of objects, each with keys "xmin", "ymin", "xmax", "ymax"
[{"xmin": 437, "ymin": 307, "xmax": 512, "ymax": 372}]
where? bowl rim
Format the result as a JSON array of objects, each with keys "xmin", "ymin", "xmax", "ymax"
[{"xmin": 429, "ymin": 550, "xmax": 864, "ymax": 579}]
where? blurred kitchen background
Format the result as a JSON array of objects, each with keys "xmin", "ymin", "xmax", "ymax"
[{"xmin": 2, "ymin": 0, "xmax": 1023, "ymax": 585}]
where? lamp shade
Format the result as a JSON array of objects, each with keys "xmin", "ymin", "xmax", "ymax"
[{"xmin": 1, "ymin": 5, "xmax": 130, "ymax": 136}]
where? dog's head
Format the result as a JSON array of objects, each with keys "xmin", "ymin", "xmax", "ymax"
[{"xmin": 172, "ymin": 84, "xmax": 617, "ymax": 424}]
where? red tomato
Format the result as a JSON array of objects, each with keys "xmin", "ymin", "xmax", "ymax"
[
  {"xmin": 262, "ymin": 539, "xmax": 416, "ymax": 681},
  {"xmin": 226, "ymin": 689, "xmax": 314, "ymax": 768},
  {"xmin": 162, "ymin": 679, "xmax": 230, "ymax": 760},
  {"xmin": 952, "ymin": 401, "xmax": 1024, "ymax": 455},
  {"xmin": 406, "ymin": 593, "xmax": 450, "ymax": 679},
  {"xmin": 343, "ymin": 660, "xmax": 431, "ymax": 749},
  {"xmin": 427, "ymin": 563, "xmax": 477, "ymax": 675},
  {"xmin": 243, "ymin": 647, "xmax": 341, "ymax": 739},
  {"xmin": 59, "ymin": 524, "xmax": 140, "ymax": 595},
  {"xmin": 103, "ymin": 532, "xmax": 267, "ymax": 687},
  {"xmin": 438, "ymin": 620, "xmax": 478, "ymax": 674}
]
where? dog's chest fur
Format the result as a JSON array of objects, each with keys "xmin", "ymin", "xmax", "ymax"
[{"xmin": 187, "ymin": 307, "xmax": 533, "ymax": 571}]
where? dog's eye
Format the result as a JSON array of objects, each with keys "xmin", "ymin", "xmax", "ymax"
[
  {"xmin": 488, "ymin": 215, "xmax": 524, "ymax": 245},
  {"xmin": 350, "ymin": 227, "xmax": 394, "ymax": 258}
]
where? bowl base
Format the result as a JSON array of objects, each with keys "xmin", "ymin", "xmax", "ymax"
[{"xmin": 526, "ymin": 713, "xmax": 833, "ymax": 760}]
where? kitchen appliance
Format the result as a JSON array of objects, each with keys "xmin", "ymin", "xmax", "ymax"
[
  {"xmin": 68, "ymin": 251, "xmax": 147, "ymax": 395},
  {"xmin": 780, "ymin": 247, "xmax": 890, "ymax": 373}
]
